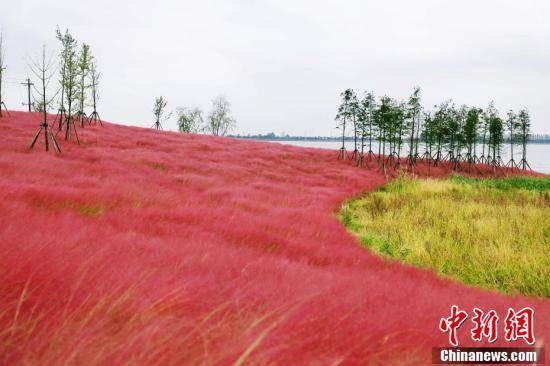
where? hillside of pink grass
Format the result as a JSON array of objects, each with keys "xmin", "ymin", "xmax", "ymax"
[{"xmin": 0, "ymin": 111, "xmax": 548, "ymax": 365}]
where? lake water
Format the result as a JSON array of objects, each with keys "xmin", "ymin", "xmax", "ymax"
[{"xmin": 264, "ymin": 140, "xmax": 550, "ymax": 174}]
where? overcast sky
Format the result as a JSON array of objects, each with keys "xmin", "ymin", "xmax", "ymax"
[{"xmin": 1, "ymin": 0, "xmax": 549, "ymax": 136}]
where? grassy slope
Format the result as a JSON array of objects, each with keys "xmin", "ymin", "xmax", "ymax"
[
  {"xmin": 341, "ymin": 176, "xmax": 550, "ymax": 298},
  {"xmin": 0, "ymin": 112, "xmax": 549, "ymax": 365}
]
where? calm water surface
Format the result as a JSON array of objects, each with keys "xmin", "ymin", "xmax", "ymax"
[{"xmin": 265, "ymin": 140, "xmax": 550, "ymax": 174}]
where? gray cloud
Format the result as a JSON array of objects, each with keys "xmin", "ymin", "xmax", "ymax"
[{"xmin": 1, "ymin": 0, "xmax": 549, "ymax": 135}]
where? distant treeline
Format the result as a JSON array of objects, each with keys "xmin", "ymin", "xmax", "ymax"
[
  {"xmin": 230, "ymin": 132, "xmax": 550, "ymax": 144},
  {"xmin": 229, "ymin": 133, "xmax": 335, "ymax": 141},
  {"xmin": 528, "ymin": 134, "xmax": 550, "ymax": 143}
]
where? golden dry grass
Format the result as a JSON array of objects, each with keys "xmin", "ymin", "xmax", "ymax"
[{"xmin": 340, "ymin": 176, "xmax": 550, "ymax": 298}]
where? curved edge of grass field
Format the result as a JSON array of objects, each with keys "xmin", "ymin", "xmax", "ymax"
[{"xmin": 339, "ymin": 175, "xmax": 550, "ymax": 299}]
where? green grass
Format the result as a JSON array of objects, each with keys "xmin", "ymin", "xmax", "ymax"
[
  {"xmin": 450, "ymin": 175, "xmax": 550, "ymax": 191},
  {"xmin": 340, "ymin": 175, "xmax": 550, "ymax": 298}
]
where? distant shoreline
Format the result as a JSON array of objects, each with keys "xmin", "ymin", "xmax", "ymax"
[{"xmin": 230, "ymin": 135, "xmax": 550, "ymax": 144}]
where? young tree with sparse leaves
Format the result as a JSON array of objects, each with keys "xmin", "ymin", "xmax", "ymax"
[
  {"xmin": 206, "ymin": 95, "xmax": 236, "ymax": 136},
  {"xmin": 444, "ymin": 103, "xmax": 459, "ymax": 163},
  {"xmin": 62, "ymin": 34, "xmax": 80, "ymax": 142},
  {"xmin": 505, "ymin": 110, "xmax": 518, "ymax": 168},
  {"xmin": 335, "ymin": 89, "xmax": 353, "ymax": 159},
  {"xmin": 517, "ymin": 109, "xmax": 531, "ymax": 170},
  {"xmin": 55, "ymin": 27, "xmax": 77, "ymax": 130},
  {"xmin": 373, "ymin": 96, "xmax": 393, "ymax": 170},
  {"xmin": 356, "ymin": 91, "xmax": 376, "ymax": 166},
  {"xmin": 406, "ymin": 86, "xmax": 422, "ymax": 166},
  {"xmin": 480, "ymin": 101, "xmax": 496, "ymax": 163},
  {"xmin": 421, "ymin": 111, "xmax": 434, "ymax": 161},
  {"xmin": 463, "ymin": 107, "xmax": 481, "ymax": 163},
  {"xmin": 88, "ymin": 60, "xmax": 101, "ymax": 125},
  {"xmin": 29, "ymin": 46, "xmax": 61, "ymax": 152},
  {"xmin": 177, "ymin": 107, "xmax": 204, "ymax": 133},
  {"xmin": 363, "ymin": 92, "xmax": 376, "ymax": 158},
  {"xmin": 0, "ymin": 32, "xmax": 9, "ymax": 118},
  {"xmin": 487, "ymin": 111, "xmax": 503, "ymax": 167},
  {"xmin": 454, "ymin": 105, "xmax": 468, "ymax": 165},
  {"xmin": 394, "ymin": 101, "xmax": 407, "ymax": 167},
  {"xmin": 76, "ymin": 43, "xmax": 91, "ymax": 127},
  {"xmin": 349, "ymin": 90, "xmax": 360, "ymax": 161},
  {"xmin": 432, "ymin": 101, "xmax": 450, "ymax": 164},
  {"xmin": 152, "ymin": 96, "xmax": 170, "ymax": 130}
]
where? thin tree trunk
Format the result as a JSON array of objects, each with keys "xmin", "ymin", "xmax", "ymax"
[
  {"xmin": 0, "ymin": 71, "xmax": 3, "ymax": 118},
  {"xmin": 409, "ymin": 114, "xmax": 415, "ymax": 157},
  {"xmin": 341, "ymin": 116, "xmax": 346, "ymax": 150}
]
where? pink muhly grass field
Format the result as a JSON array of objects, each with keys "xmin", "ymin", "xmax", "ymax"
[{"xmin": 0, "ymin": 111, "xmax": 548, "ymax": 365}]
